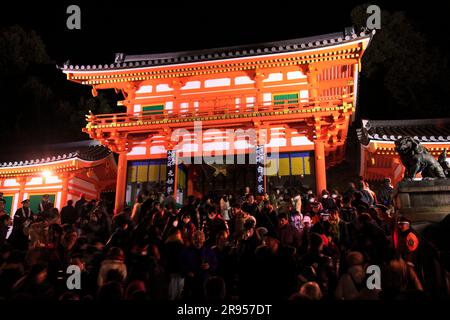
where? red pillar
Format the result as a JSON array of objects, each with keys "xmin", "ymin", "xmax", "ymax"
[
  {"xmin": 16, "ymin": 177, "xmax": 27, "ymax": 217},
  {"xmin": 187, "ymin": 165, "xmax": 194, "ymax": 196},
  {"xmin": 17, "ymin": 178, "xmax": 26, "ymax": 203},
  {"xmin": 254, "ymin": 70, "xmax": 266, "ymax": 111},
  {"xmin": 307, "ymin": 65, "xmax": 319, "ymax": 104},
  {"xmin": 314, "ymin": 140, "xmax": 327, "ymax": 196},
  {"xmin": 114, "ymin": 153, "xmax": 127, "ymax": 215},
  {"xmin": 60, "ymin": 174, "xmax": 69, "ymax": 210}
]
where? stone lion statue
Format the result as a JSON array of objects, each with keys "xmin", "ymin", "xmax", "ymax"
[
  {"xmin": 438, "ymin": 149, "xmax": 450, "ymax": 177},
  {"xmin": 394, "ymin": 136, "xmax": 447, "ymax": 180}
]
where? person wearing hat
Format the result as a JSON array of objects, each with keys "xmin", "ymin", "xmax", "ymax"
[
  {"xmin": 393, "ymin": 216, "xmax": 420, "ymax": 268},
  {"xmin": 14, "ymin": 199, "xmax": 34, "ymax": 220},
  {"xmin": 8, "ymin": 199, "xmax": 35, "ymax": 251}
]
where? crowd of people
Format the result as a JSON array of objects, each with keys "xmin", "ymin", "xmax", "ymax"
[{"xmin": 0, "ymin": 177, "xmax": 448, "ymax": 301}]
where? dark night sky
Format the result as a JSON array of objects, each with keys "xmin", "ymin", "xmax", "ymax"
[{"xmin": 1, "ymin": 0, "xmax": 446, "ymax": 65}]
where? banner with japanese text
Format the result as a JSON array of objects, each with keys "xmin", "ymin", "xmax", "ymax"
[
  {"xmin": 166, "ymin": 150, "xmax": 176, "ymax": 195},
  {"xmin": 256, "ymin": 145, "xmax": 265, "ymax": 195}
]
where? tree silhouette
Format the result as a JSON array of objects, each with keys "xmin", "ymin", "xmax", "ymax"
[
  {"xmin": 0, "ymin": 25, "xmax": 114, "ymax": 152},
  {"xmin": 351, "ymin": 4, "xmax": 450, "ymax": 120}
]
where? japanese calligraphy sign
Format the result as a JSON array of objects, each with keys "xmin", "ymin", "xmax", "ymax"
[
  {"xmin": 166, "ymin": 150, "xmax": 177, "ymax": 195},
  {"xmin": 255, "ymin": 145, "xmax": 265, "ymax": 195}
]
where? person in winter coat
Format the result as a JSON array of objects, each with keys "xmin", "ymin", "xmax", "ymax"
[
  {"xmin": 256, "ymin": 200, "xmax": 278, "ymax": 233},
  {"xmin": 179, "ymin": 195, "xmax": 200, "ymax": 229},
  {"xmin": 97, "ymin": 247, "xmax": 127, "ymax": 287},
  {"xmin": 241, "ymin": 194, "xmax": 259, "ymax": 217},
  {"xmin": 335, "ymin": 251, "xmax": 376, "ymax": 300},
  {"xmin": 276, "ymin": 212, "xmax": 301, "ymax": 248},
  {"xmin": 253, "ymin": 231, "xmax": 298, "ymax": 300},
  {"xmin": 60, "ymin": 200, "xmax": 78, "ymax": 225},
  {"xmin": 320, "ymin": 190, "xmax": 337, "ymax": 211},
  {"xmin": 180, "ymin": 213, "xmax": 197, "ymax": 246},
  {"xmin": 378, "ymin": 178, "xmax": 394, "ymax": 207},
  {"xmin": 203, "ymin": 207, "xmax": 228, "ymax": 246},
  {"xmin": 354, "ymin": 181, "xmax": 374, "ymax": 208},
  {"xmin": 180, "ymin": 230, "xmax": 218, "ymax": 300},
  {"xmin": 104, "ymin": 213, "xmax": 131, "ymax": 252},
  {"xmin": 161, "ymin": 228, "xmax": 185, "ymax": 300},
  {"xmin": 297, "ymin": 232, "xmax": 337, "ymax": 299}
]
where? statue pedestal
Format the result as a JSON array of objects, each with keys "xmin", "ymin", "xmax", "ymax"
[{"xmin": 394, "ymin": 179, "xmax": 450, "ymax": 223}]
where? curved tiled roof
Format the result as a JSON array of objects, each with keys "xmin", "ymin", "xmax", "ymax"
[
  {"xmin": 357, "ymin": 119, "xmax": 450, "ymax": 146},
  {"xmin": 59, "ymin": 28, "xmax": 374, "ymax": 72},
  {"xmin": 0, "ymin": 145, "xmax": 112, "ymax": 168}
]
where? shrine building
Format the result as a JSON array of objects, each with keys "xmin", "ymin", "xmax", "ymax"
[
  {"xmin": 60, "ymin": 28, "xmax": 374, "ymax": 213},
  {"xmin": 358, "ymin": 118, "xmax": 450, "ymax": 186},
  {"xmin": 0, "ymin": 141, "xmax": 117, "ymax": 216}
]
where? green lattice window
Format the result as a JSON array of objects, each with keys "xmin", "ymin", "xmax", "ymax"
[
  {"xmin": 29, "ymin": 194, "xmax": 56, "ymax": 213},
  {"xmin": 273, "ymin": 92, "xmax": 299, "ymax": 106},
  {"xmin": 142, "ymin": 104, "xmax": 164, "ymax": 114},
  {"xmin": 3, "ymin": 195, "xmax": 13, "ymax": 215}
]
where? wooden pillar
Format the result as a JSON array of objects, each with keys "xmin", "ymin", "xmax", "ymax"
[
  {"xmin": 171, "ymin": 80, "xmax": 183, "ymax": 115},
  {"xmin": 114, "ymin": 153, "xmax": 128, "ymax": 215},
  {"xmin": 307, "ymin": 65, "xmax": 319, "ymax": 104},
  {"xmin": 124, "ymin": 83, "xmax": 137, "ymax": 115},
  {"xmin": 60, "ymin": 173, "xmax": 69, "ymax": 209},
  {"xmin": 187, "ymin": 165, "xmax": 194, "ymax": 196},
  {"xmin": 253, "ymin": 70, "xmax": 266, "ymax": 111},
  {"xmin": 314, "ymin": 140, "xmax": 327, "ymax": 196},
  {"xmin": 17, "ymin": 177, "xmax": 27, "ymax": 205}
]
